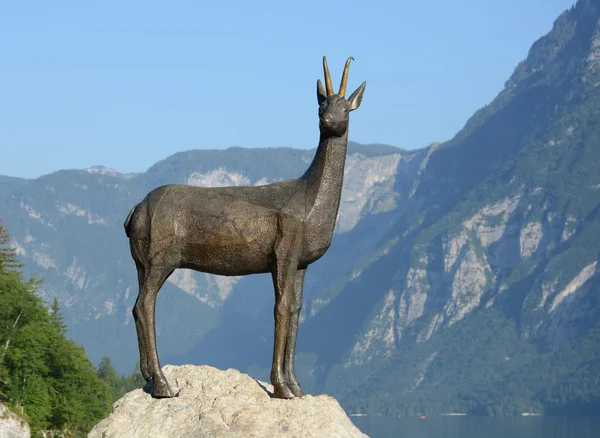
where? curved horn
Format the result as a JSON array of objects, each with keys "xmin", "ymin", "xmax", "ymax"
[
  {"xmin": 323, "ymin": 56, "xmax": 334, "ymax": 96},
  {"xmin": 338, "ymin": 56, "xmax": 354, "ymax": 97}
]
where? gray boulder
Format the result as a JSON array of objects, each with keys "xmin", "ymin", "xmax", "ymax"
[
  {"xmin": 0, "ymin": 403, "xmax": 30, "ymax": 438},
  {"xmin": 88, "ymin": 365, "xmax": 368, "ymax": 438}
]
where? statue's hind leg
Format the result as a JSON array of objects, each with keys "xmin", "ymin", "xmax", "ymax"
[
  {"xmin": 133, "ymin": 261, "xmax": 151, "ymax": 381},
  {"xmin": 133, "ymin": 264, "xmax": 175, "ymax": 398}
]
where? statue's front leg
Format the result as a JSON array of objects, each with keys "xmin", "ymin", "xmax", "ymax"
[
  {"xmin": 283, "ymin": 268, "xmax": 306, "ymax": 397},
  {"xmin": 270, "ymin": 216, "xmax": 302, "ymax": 399}
]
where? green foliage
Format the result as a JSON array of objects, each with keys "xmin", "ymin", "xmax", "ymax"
[
  {"xmin": 330, "ymin": 309, "xmax": 600, "ymax": 417},
  {"xmin": 0, "ymin": 219, "xmax": 24, "ymax": 274},
  {"xmin": 0, "ymin": 220, "xmax": 111, "ymax": 436},
  {"xmin": 96, "ymin": 356, "xmax": 145, "ymax": 402}
]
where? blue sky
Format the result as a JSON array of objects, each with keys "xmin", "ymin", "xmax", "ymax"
[{"xmin": 1, "ymin": 0, "xmax": 575, "ymax": 179}]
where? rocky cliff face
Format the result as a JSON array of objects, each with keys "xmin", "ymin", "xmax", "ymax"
[
  {"xmin": 299, "ymin": 0, "xmax": 600, "ymax": 415},
  {"xmin": 88, "ymin": 365, "xmax": 367, "ymax": 438},
  {"xmin": 343, "ymin": 0, "xmax": 600, "ymax": 362}
]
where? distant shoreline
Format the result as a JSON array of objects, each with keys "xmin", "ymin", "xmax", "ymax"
[{"xmin": 349, "ymin": 413, "xmax": 545, "ymax": 418}]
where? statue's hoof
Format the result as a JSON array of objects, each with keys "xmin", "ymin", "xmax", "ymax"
[
  {"xmin": 289, "ymin": 384, "xmax": 305, "ymax": 397},
  {"xmin": 272, "ymin": 382, "xmax": 295, "ymax": 399},
  {"xmin": 152, "ymin": 377, "xmax": 176, "ymax": 398},
  {"xmin": 140, "ymin": 361, "xmax": 151, "ymax": 382}
]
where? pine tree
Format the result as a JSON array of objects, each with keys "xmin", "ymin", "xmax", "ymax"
[
  {"xmin": 0, "ymin": 219, "xmax": 23, "ymax": 274},
  {"xmin": 97, "ymin": 356, "xmax": 124, "ymax": 401},
  {"xmin": 50, "ymin": 297, "xmax": 67, "ymax": 335},
  {"xmin": 123, "ymin": 361, "xmax": 146, "ymax": 393},
  {"xmin": 96, "ymin": 358, "xmax": 146, "ymax": 403}
]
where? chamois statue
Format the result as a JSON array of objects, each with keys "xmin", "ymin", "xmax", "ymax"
[{"xmin": 124, "ymin": 56, "xmax": 366, "ymax": 399}]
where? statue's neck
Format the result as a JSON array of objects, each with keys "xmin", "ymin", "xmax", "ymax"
[{"xmin": 302, "ymin": 131, "xmax": 349, "ymax": 221}]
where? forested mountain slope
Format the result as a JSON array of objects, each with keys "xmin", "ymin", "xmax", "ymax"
[{"xmin": 298, "ymin": 0, "xmax": 600, "ymax": 415}]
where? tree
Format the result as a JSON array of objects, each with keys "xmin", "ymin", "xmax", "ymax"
[
  {"xmin": 0, "ymin": 218, "xmax": 112, "ymax": 436},
  {"xmin": 50, "ymin": 297, "xmax": 67, "ymax": 335},
  {"xmin": 97, "ymin": 356, "xmax": 124, "ymax": 401},
  {"xmin": 122, "ymin": 361, "xmax": 146, "ymax": 393},
  {"xmin": 97, "ymin": 358, "xmax": 146, "ymax": 402},
  {"xmin": 0, "ymin": 219, "xmax": 22, "ymax": 273}
]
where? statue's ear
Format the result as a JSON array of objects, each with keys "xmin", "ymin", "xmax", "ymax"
[
  {"xmin": 348, "ymin": 81, "xmax": 366, "ymax": 111},
  {"xmin": 317, "ymin": 79, "xmax": 327, "ymax": 105}
]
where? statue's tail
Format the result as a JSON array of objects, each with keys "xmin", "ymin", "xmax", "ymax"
[{"xmin": 124, "ymin": 204, "xmax": 138, "ymax": 238}]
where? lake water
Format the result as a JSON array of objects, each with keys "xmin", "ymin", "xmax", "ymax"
[{"xmin": 350, "ymin": 416, "xmax": 600, "ymax": 438}]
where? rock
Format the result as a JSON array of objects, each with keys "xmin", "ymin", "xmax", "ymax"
[
  {"xmin": 0, "ymin": 403, "xmax": 30, "ymax": 438},
  {"xmin": 88, "ymin": 365, "xmax": 368, "ymax": 438}
]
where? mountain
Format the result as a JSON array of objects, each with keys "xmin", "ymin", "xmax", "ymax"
[
  {"xmin": 2, "ymin": 0, "xmax": 600, "ymax": 416},
  {"xmin": 0, "ymin": 141, "xmax": 426, "ymax": 374},
  {"xmin": 297, "ymin": 0, "xmax": 600, "ymax": 415}
]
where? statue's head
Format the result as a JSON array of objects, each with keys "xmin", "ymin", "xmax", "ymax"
[{"xmin": 317, "ymin": 56, "xmax": 366, "ymax": 137}]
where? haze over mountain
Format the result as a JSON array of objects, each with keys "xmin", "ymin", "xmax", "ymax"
[{"xmin": 2, "ymin": 0, "xmax": 600, "ymax": 416}]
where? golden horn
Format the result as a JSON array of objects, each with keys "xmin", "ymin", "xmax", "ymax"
[
  {"xmin": 323, "ymin": 56, "xmax": 334, "ymax": 96},
  {"xmin": 338, "ymin": 57, "xmax": 354, "ymax": 97}
]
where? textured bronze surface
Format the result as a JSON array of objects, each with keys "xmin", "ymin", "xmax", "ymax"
[{"xmin": 124, "ymin": 56, "xmax": 366, "ymax": 399}]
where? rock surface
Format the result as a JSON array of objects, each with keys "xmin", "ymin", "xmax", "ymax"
[
  {"xmin": 0, "ymin": 403, "xmax": 30, "ymax": 438},
  {"xmin": 88, "ymin": 365, "xmax": 368, "ymax": 438}
]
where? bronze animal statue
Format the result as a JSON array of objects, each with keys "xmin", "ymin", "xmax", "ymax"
[{"xmin": 124, "ymin": 56, "xmax": 366, "ymax": 399}]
